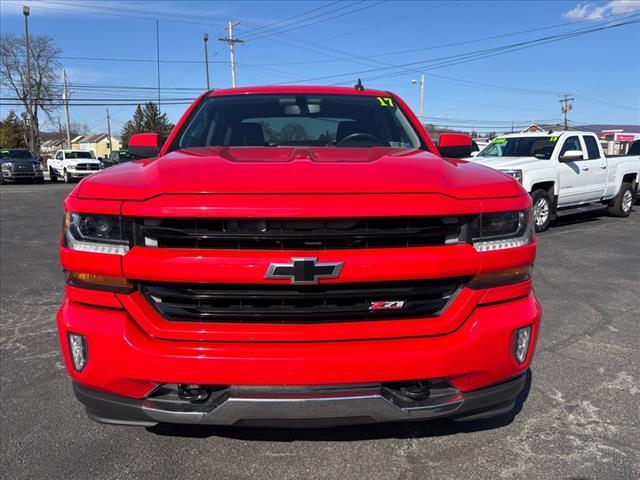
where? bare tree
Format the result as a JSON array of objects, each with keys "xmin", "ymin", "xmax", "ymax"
[{"xmin": 0, "ymin": 33, "xmax": 62, "ymax": 154}]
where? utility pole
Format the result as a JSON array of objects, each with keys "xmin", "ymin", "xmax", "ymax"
[
  {"xmin": 23, "ymin": 6, "xmax": 35, "ymax": 153},
  {"xmin": 156, "ymin": 20, "xmax": 161, "ymax": 113},
  {"xmin": 62, "ymin": 70, "xmax": 72, "ymax": 148},
  {"xmin": 218, "ymin": 21, "xmax": 243, "ymax": 87},
  {"xmin": 203, "ymin": 33, "xmax": 210, "ymax": 90},
  {"xmin": 57, "ymin": 117, "xmax": 64, "ymax": 147},
  {"xmin": 560, "ymin": 94, "xmax": 574, "ymax": 131},
  {"xmin": 106, "ymin": 108, "xmax": 112, "ymax": 156}
]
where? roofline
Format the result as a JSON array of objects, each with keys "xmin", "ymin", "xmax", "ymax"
[
  {"xmin": 206, "ymin": 85, "xmax": 394, "ymax": 97},
  {"xmin": 500, "ymin": 130, "xmax": 597, "ymax": 137}
]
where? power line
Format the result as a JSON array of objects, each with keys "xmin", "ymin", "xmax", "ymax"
[
  {"xmin": 58, "ymin": 56, "xmax": 225, "ymax": 64},
  {"xmin": 5, "ymin": 0, "xmax": 228, "ymax": 28},
  {"xmin": 238, "ymin": 1, "xmax": 342, "ymax": 38},
  {"xmin": 243, "ymin": 1, "xmax": 387, "ymax": 42},
  {"xmin": 304, "ymin": 17, "xmax": 640, "ymax": 85}
]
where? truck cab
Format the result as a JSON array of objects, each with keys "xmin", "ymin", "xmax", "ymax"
[
  {"xmin": 470, "ymin": 132, "xmax": 639, "ymax": 231},
  {"xmin": 47, "ymin": 149, "xmax": 102, "ymax": 183}
]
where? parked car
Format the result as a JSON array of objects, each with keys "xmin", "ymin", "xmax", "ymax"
[
  {"xmin": 46, "ymin": 149, "xmax": 101, "ymax": 183},
  {"xmin": 469, "ymin": 132, "xmax": 640, "ymax": 231},
  {"xmin": 57, "ymin": 85, "xmax": 540, "ymax": 428},
  {"xmin": 0, "ymin": 148, "xmax": 45, "ymax": 184},
  {"xmin": 101, "ymin": 150, "xmax": 134, "ymax": 168}
]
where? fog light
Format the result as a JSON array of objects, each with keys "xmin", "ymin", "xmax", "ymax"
[
  {"xmin": 68, "ymin": 333, "xmax": 87, "ymax": 372},
  {"xmin": 514, "ymin": 326, "xmax": 531, "ymax": 364}
]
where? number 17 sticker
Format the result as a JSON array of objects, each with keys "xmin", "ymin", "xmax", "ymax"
[{"xmin": 376, "ymin": 97, "xmax": 395, "ymax": 107}]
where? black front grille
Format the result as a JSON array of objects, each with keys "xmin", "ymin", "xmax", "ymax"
[
  {"xmin": 135, "ymin": 217, "xmax": 463, "ymax": 250},
  {"xmin": 14, "ymin": 163, "xmax": 34, "ymax": 172},
  {"xmin": 140, "ymin": 278, "xmax": 465, "ymax": 324},
  {"xmin": 75, "ymin": 163, "xmax": 100, "ymax": 171}
]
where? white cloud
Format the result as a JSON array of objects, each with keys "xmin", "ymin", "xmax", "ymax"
[{"xmin": 562, "ymin": 0, "xmax": 640, "ymax": 21}]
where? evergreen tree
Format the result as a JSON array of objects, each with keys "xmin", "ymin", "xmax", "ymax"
[
  {"xmin": 120, "ymin": 105, "xmax": 144, "ymax": 147},
  {"xmin": 121, "ymin": 103, "xmax": 173, "ymax": 147},
  {"xmin": 141, "ymin": 103, "xmax": 173, "ymax": 139},
  {"xmin": 0, "ymin": 110, "xmax": 27, "ymax": 148}
]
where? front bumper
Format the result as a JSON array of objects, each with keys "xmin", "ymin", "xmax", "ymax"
[
  {"xmin": 73, "ymin": 372, "xmax": 528, "ymax": 428},
  {"xmin": 2, "ymin": 170, "xmax": 44, "ymax": 181},
  {"xmin": 58, "ymin": 289, "xmax": 540, "ymax": 426},
  {"xmin": 68, "ymin": 170, "xmax": 99, "ymax": 178}
]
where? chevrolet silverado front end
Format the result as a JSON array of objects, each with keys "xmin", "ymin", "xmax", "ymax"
[{"xmin": 57, "ymin": 86, "xmax": 540, "ymax": 427}]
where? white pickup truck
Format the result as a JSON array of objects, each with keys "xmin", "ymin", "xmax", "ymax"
[
  {"xmin": 469, "ymin": 131, "xmax": 640, "ymax": 231},
  {"xmin": 46, "ymin": 149, "xmax": 102, "ymax": 183}
]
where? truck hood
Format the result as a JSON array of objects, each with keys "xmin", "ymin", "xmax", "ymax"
[
  {"xmin": 469, "ymin": 156, "xmax": 542, "ymax": 170},
  {"xmin": 76, "ymin": 147, "xmax": 523, "ymax": 201}
]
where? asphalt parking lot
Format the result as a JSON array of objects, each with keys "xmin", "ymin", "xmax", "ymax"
[{"xmin": 1, "ymin": 182, "xmax": 639, "ymax": 480}]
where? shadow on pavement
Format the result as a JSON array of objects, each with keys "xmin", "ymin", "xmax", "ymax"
[{"xmin": 147, "ymin": 371, "xmax": 532, "ymax": 441}]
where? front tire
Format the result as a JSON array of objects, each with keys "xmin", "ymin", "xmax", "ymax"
[
  {"xmin": 64, "ymin": 169, "xmax": 72, "ymax": 183},
  {"xmin": 531, "ymin": 189, "xmax": 552, "ymax": 232},
  {"xmin": 607, "ymin": 182, "xmax": 634, "ymax": 218},
  {"xmin": 49, "ymin": 168, "xmax": 58, "ymax": 183}
]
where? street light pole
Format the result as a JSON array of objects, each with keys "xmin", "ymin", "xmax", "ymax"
[
  {"xmin": 419, "ymin": 74, "xmax": 425, "ymax": 123},
  {"xmin": 23, "ymin": 6, "xmax": 35, "ymax": 153},
  {"xmin": 412, "ymin": 74, "xmax": 425, "ymax": 123},
  {"xmin": 203, "ymin": 33, "xmax": 210, "ymax": 90}
]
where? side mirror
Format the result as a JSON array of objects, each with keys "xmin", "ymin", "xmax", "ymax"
[
  {"xmin": 559, "ymin": 150, "xmax": 583, "ymax": 162},
  {"xmin": 128, "ymin": 133, "xmax": 161, "ymax": 159},
  {"xmin": 437, "ymin": 133, "xmax": 473, "ymax": 158}
]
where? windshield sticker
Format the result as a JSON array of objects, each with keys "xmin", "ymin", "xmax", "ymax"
[
  {"xmin": 376, "ymin": 96, "xmax": 395, "ymax": 107},
  {"xmin": 493, "ymin": 138, "xmax": 506, "ymax": 144},
  {"xmin": 550, "ymin": 136, "xmax": 559, "ymax": 142},
  {"xmin": 389, "ymin": 142, "xmax": 411, "ymax": 148}
]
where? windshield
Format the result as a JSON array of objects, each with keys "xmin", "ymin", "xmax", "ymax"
[
  {"xmin": 0, "ymin": 149, "xmax": 35, "ymax": 159},
  {"xmin": 171, "ymin": 94, "xmax": 422, "ymax": 151},
  {"xmin": 478, "ymin": 136, "xmax": 557, "ymax": 159},
  {"xmin": 66, "ymin": 151, "xmax": 95, "ymax": 159}
]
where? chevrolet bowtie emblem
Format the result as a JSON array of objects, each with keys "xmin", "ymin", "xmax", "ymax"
[{"xmin": 265, "ymin": 258, "xmax": 343, "ymax": 285}]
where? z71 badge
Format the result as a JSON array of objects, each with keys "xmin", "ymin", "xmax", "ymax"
[{"xmin": 369, "ymin": 301, "xmax": 406, "ymax": 311}]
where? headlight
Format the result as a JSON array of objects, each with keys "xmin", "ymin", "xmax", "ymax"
[
  {"xmin": 34, "ymin": 162, "xmax": 44, "ymax": 171},
  {"xmin": 470, "ymin": 210, "xmax": 532, "ymax": 251},
  {"xmin": 1, "ymin": 162, "xmax": 13, "ymax": 170},
  {"xmin": 63, "ymin": 212, "xmax": 130, "ymax": 255},
  {"xmin": 501, "ymin": 169, "xmax": 523, "ymax": 184}
]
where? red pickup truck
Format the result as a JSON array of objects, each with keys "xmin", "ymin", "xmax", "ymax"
[{"xmin": 58, "ymin": 86, "xmax": 540, "ymax": 427}]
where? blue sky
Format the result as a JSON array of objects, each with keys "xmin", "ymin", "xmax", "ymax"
[{"xmin": 1, "ymin": 0, "xmax": 639, "ymax": 135}]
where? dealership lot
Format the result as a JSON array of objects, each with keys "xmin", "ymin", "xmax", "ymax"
[{"xmin": 1, "ymin": 183, "xmax": 638, "ymax": 480}]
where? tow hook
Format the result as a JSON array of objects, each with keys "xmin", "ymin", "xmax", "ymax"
[
  {"xmin": 177, "ymin": 384, "xmax": 211, "ymax": 402},
  {"xmin": 398, "ymin": 380, "xmax": 431, "ymax": 401}
]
